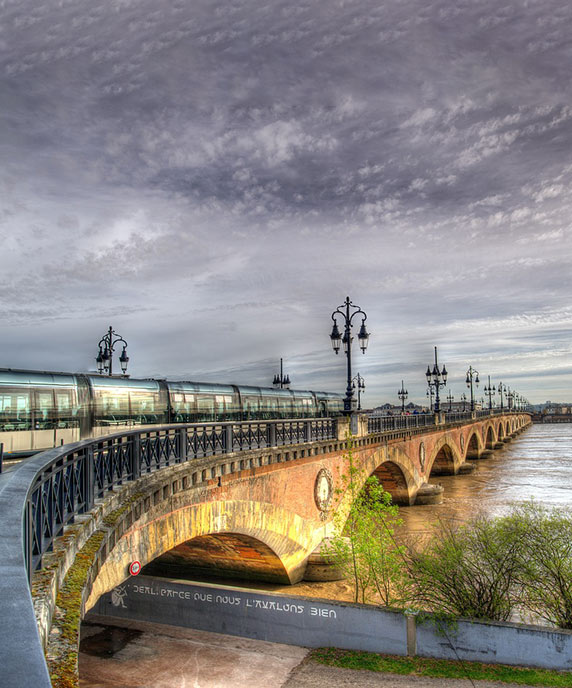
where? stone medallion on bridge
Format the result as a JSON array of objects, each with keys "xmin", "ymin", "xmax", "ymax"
[
  {"xmin": 419, "ymin": 442, "xmax": 426, "ymax": 471},
  {"xmin": 314, "ymin": 468, "xmax": 334, "ymax": 519},
  {"xmin": 460, "ymin": 435, "xmax": 465, "ymax": 453}
]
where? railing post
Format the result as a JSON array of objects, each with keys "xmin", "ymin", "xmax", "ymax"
[
  {"xmin": 178, "ymin": 427, "xmax": 188, "ymax": 461},
  {"xmin": 25, "ymin": 499, "xmax": 33, "ymax": 583},
  {"xmin": 225, "ymin": 424, "xmax": 234, "ymax": 453},
  {"xmin": 305, "ymin": 419, "xmax": 312, "ymax": 443},
  {"xmin": 268, "ymin": 421, "xmax": 277, "ymax": 447},
  {"xmin": 131, "ymin": 433, "xmax": 141, "ymax": 480},
  {"xmin": 84, "ymin": 445, "xmax": 95, "ymax": 512}
]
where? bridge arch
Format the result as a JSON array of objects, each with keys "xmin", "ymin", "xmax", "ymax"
[
  {"xmin": 465, "ymin": 431, "xmax": 482, "ymax": 460},
  {"xmin": 498, "ymin": 423, "xmax": 505, "ymax": 440},
  {"xmin": 484, "ymin": 425, "xmax": 495, "ymax": 449},
  {"xmin": 370, "ymin": 460, "xmax": 412, "ymax": 505},
  {"xmin": 86, "ymin": 498, "xmax": 317, "ymax": 611},
  {"xmin": 428, "ymin": 438, "xmax": 461, "ymax": 476},
  {"xmin": 143, "ymin": 532, "xmax": 289, "ymax": 583}
]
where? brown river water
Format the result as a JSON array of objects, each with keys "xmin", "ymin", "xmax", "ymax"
[{"xmin": 398, "ymin": 422, "xmax": 572, "ymax": 535}]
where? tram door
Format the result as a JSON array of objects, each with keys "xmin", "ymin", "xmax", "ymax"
[{"xmin": 75, "ymin": 376, "xmax": 93, "ymax": 439}]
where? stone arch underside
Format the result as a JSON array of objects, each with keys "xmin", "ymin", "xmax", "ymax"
[
  {"xmin": 142, "ymin": 532, "xmax": 289, "ymax": 583},
  {"xmin": 371, "ymin": 461, "xmax": 411, "ymax": 505},
  {"xmin": 485, "ymin": 426, "xmax": 495, "ymax": 449},
  {"xmin": 498, "ymin": 423, "xmax": 505, "ymax": 439},
  {"xmin": 465, "ymin": 432, "xmax": 481, "ymax": 459},
  {"xmin": 429, "ymin": 443, "xmax": 457, "ymax": 476},
  {"xmin": 86, "ymin": 499, "xmax": 319, "ymax": 611}
]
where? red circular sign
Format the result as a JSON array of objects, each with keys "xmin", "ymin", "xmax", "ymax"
[{"xmin": 129, "ymin": 561, "xmax": 141, "ymax": 576}]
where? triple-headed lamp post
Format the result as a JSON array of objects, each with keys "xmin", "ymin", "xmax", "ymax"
[
  {"xmin": 465, "ymin": 365, "xmax": 480, "ymax": 411},
  {"xmin": 425, "ymin": 347, "xmax": 448, "ymax": 413},
  {"xmin": 330, "ymin": 297, "xmax": 370, "ymax": 414},
  {"xmin": 484, "ymin": 375, "xmax": 496, "ymax": 410},
  {"xmin": 447, "ymin": 391, "xmax": 454, "ymax": 411},
  {"xmin": 273, "ymin": 358, "xmax": 291, "ymax": 389},
  {"xmin": 95, "ymin": 326, "xmax": 129, "ymax": 376},
  {"xmin": 352, "ymin": 373, "xmax": 366, "ymax": 411},
  {"xmin": 398, "ymin": 380, "xmax": 408, "ymax": 413},
  {"xmin": 498, "ymin": 382, "xmax": 505, "ymax": 410}
]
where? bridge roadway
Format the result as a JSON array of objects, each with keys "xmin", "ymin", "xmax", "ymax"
[{"xmin": 0, "ymin": 409, "xmax": 531, "ymax": 687}]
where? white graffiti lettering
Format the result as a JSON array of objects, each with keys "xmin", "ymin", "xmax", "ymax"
[{"xmin": 310, "ymin": 607, "xmax": 337, "ymax": 618}]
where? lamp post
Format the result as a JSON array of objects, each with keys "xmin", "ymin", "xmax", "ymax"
[
  {"xmin": 426, "ymin": 386, "xmax": 434, "ymax": 411},
  {"xmin": 273, "ymin": 358, "xmax": 291, "ymax": 389},
  {"xmin": 497, "ymin": 382, "xmax": 505, "ymax": 410},
  {"xmin": 330, "ymin": 297, "xmax": 369, "ymax": 414},
  {"xmin": 96, "ymin": 326, "xmax": 129, "ymax": 377},
  {"xmin": 461, "ymin": 392, "xmax": 467, "ymax": 411},
  {"xmin": 447, "ymin": 391, "xmax": 454, "ymax": 412},
  {"xmin": 398, "ymin": 380, "xmax": 408, "ymax": 414},
  {"xmin": 425, "ymin": 347, "xmax": 448, "ymax": 413},
  {"xmin": 506, "ymin": 388, "xmax": 514, "ymax": 410},
  {"xmin": 352, "ymin": 373, "xmax": 366, "ymax": 411},
  {"xmin": 484, "ymin": 375, "xmax": 496, "ymax": 410},
  {"xmin": 465, "ymin": 365, "xmax": 480, "ymax": 411}
]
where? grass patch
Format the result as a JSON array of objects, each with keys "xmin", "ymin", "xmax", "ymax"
[{"xmin": 310, "ymin": 648, "xmax": 572, "ymax": 686}]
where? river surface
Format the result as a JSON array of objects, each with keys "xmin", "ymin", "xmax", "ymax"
[{"xmin": 397, "ymin": 422, "xmax": 572, "ymax": 536}]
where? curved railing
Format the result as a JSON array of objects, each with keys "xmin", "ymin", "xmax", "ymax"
[{"xmin": 0, "ymin": 416, "xmax": 337, "ymax": 687}]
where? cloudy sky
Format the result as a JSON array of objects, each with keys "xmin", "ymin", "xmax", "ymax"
[{"xmin": 1, "ymin": 0, "xmax": 572, "ymax": 405}]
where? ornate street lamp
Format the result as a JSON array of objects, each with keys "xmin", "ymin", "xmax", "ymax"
[
  {"xmin": 484, "ymin": 375, "xmax": 496, "ymax": 411},
  {"xmin": 273, "ymin": 358, "xmax": 291, "ymax": 389},
  {"xmin": 426, "ymin": 386, "xmax": 434, "ymax": 411},
  {"xmin": 506, "ymin": 388, "xmax": 514, "ymax": 410},
  {"xmin": 447, "ymin": 391, "xmax": 454, "ymax": 412},
  {"xmin": 352, "ymin": 373, "xmax": 365, "ymax": 411},
  {"xmin": 426, "ymin": 346, "xmax": 447, "ymax": 413},
  {"xmin": 460, "ymin": 392, "xmax": 467, "ymax": 411},
  {"xmin": 330, "ymin": 297, "xmax": 369, "ymax": 414},
  {"xmin": 465, "ymin": 365, "xmax": 480, "ymax": 411},
  {"xmin": 398, "ymin": 380, "xmax": 408, "ymax": 414},
  {"xmin": 497, "ymin": 381, "xmax": 505, "ymax": 410},
  {"xmin": 96, "ymin": 326, "xmax": 129, "ymax": 377}
]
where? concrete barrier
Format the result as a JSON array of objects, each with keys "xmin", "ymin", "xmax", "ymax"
[
  {"xmin": 91, "ymin": 576, "xmax": 407, "ymax": 656},
  {"xmin": 91, "ymin": 576, "xmax": 572, "ymax": 671}
]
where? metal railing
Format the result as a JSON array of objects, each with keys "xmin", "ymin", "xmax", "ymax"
[{"xmin": 24, "ymin": 417, "xmax": 337, "ymax": 579}]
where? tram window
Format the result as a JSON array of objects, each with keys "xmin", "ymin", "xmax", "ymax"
[
  {"xmin": 94, "ymin": 388, "xmax": 130, "ymax": 425},
  {"xmin": 35, "ymin": 391, "xmax": 55, "ymax": 428},
  {"xmin": 56, "ymin": 391, "xmax": 79, "ymax": 428},
  {"xmin": 197, "ymin": 396, "xmax": 215, "ymax": 421},
  {"xmin": 130, "ymin": 391, "xmax": 159, "ymax": 424},
  {"xmin": 0, "ymin": 391, "xmax": 31, "ymax": 430}
]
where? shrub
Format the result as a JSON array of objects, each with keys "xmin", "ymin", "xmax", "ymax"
[
  {"xmin": 406, "ymin": 514, "xmax": 522, "ymax": 621},
  {"xmin": 503, "ymin": 501, "xmax": 572, "ymax": 629}
]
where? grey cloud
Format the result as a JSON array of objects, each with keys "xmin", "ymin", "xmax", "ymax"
[{"xmin": 1, "ymin": 0, "xmax": 572, "ymax": 403}]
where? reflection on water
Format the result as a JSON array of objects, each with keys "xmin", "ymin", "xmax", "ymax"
[{"xmin": 398, "ymin": 423, "xmax": 572, "ymax": 537}]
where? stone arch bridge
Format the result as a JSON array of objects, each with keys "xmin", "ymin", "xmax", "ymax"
[{"xmin": 0, "ymin": 410, "xmax": 531, "ymax": 686}]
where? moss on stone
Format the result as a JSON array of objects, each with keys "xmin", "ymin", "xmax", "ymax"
[{"xmin": 46, "ymin": 493, "xmax": 144, "ymax": 688}]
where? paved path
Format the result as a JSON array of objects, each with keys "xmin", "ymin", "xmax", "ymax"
[
  {"xmin": 80, "ymin": 617, "xmax": 546, "ymax": 688},
  {"xmin": 80, "ymin": 617, "xmax": 308, "ymax": 688}
]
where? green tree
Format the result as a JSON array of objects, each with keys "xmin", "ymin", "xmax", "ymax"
[
  {"xmin": 503, "ymin": 501, "xmax": 572, "ymax": 629},
  {"xmin": 324, "ymin": 437, "xmax": 409, "ymax": 606},
  {"xmin": 406, "ymin": 514, "xmax": 522, "ymax": 621}
]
